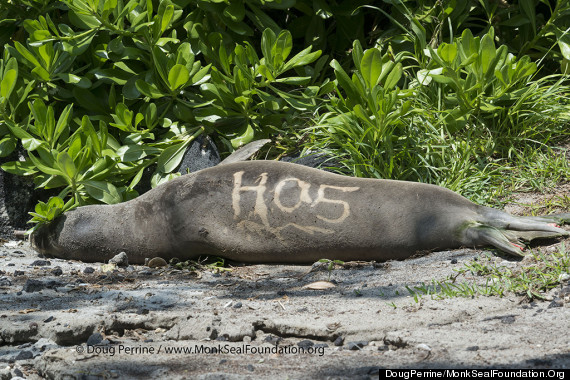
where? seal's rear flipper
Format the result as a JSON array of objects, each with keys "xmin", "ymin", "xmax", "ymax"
[{"xmin": 465, "ymin": 217, "xmax": 569, "ymax": 256}]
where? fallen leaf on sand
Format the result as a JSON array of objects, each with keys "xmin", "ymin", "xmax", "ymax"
[{"xmin": 302, "ymin": 281, "xmax": 336, "ymax": 290}]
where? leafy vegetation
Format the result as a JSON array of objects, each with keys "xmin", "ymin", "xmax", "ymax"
[{"xmin": 0, "ymin": 0, "xmax": 569, "ymax": 229}]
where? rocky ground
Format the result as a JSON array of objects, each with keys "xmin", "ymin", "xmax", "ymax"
[{"xmin": 0, "ymin": 230, "xmax": 569, "ymax": 379}]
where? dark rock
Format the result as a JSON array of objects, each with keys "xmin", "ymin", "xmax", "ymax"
[
  {"xmin": 15, "ymin": 350, "xmax": 34, "ymax": 360},
  {"xmin": 86, "ymin": 332, "xmax": 103, "ymax": 346},
  {"xmin": 346, "ymin": 341, "xmax": 368, "ymax": 350},
  {"xmin": 13, "ymin": 368, "xmax": 24, "ymax": 377},
  {"xmin": 333, "ymin": 336, "xmax": 344, "ymax": 346},
  {"xmin": 314, "ymin": 343, "xmax": 329, "ymax": 348},
  {"xmin": 466, "ymin": 346, "xmax": 479, "ymax": 351},
  {"xmin": 547, "ymin": 298, "xmax": 563, "ymax": 308},
  {"xmin": 51, "ymin": 267, "xmax": 63, "ymax": 276},
  {"xmin": 0, "ymin": 277, "xmax": 11, "ymax": 286},
  {"xmin": 451, "ymin": 258, "xmax": 458, "ymax": 264},
  {"xmin": 23, "ymin": 279, "xmax": 59, "ymax": 292},
  {"xmin": 30, "ymin": 260, "xmax": 51, "ymax": 266},
  {"xmin": 233, "ymin": 301, "xmax": 243, "ymax": 309},
  {"xmin": 263, "ymin": 335, "xmax": 282, "ymax": 345},
  {"xmin": 7, "ymin": 263, "xmax": 14, "ymax": 266},
  {"xmin": 177, "ymin": 135, "xmax": 220, "ymax": 174},
  {"xmin": 44, "ymin": 316, "xmax": 55, "ymax": 323},
  {"xmin": 501, "ymin": 315, "xmax": 516, "ymax": 324},
  {"xmin": 83, "ymin": 267, "xmax": 95, "ymax": 274},
  {"xmin": 246, "ymin": 364, "xmax": 254, "ymax": 372},
  {"xmin": 136, "ymin": 308, "xmax": 149, "ymax": 315},
  {"xmin": 0, "ymin": 150, "xmax": 38, "ymax": 239},
  {"xmin": 297, "ymin": 339, "xmax": 314, "ymax": 348},
  {"xmin": 109, "ymin": 252, "xmax": 128, "ymax": 267},
  {"xmin": 280, "ymin": 152, "xmax": 339, "ymax": 170}
]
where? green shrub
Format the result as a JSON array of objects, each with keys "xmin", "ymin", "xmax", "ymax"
[{"xmin": 0, "ymin": 0, "xmax": 569, "ymax": 229}]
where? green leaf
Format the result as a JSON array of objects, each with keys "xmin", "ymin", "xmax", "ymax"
[
  {"xmin": 480, "ymin": 34, "xmax": 496, "ymax": 74},
  {"xmin": 82, "ymin": 156, "xmax": 116, "ymax": 181},
  {"xmin": 0, "ymin": 137, "xmax": 17, "ymax": 157},
  {"xmin": 1, "ymin": 160, "xmax": 38, "ymax": 175},
  {"xmin": 54, "ymin": 104, "xmax": 73, "ymax": 145},
  {"xmin": 128, "ymin": 167, "xmax": 145, "ymax": 189},
  {"xmin": 275, "ymin": 76, "xmax": 311, "ymax": 85},
  {"xmin": 282, "ymin": 46, "xmax": 322, "ymax": 73},
  {"xmin": 82, "ymin": 180, "xmax": 122, "ymax": 204},
  {"xmin": 519, "ymin": 0, "xmax": 536, "ymax": 33},
  {"xmin": 81, "ymin": 115, "xmax": 101, "ymax": 156},
  {"xmin": 168, "ymin": 64, "xmax": 190, "ymax": 91},
  {"xmin": 116, "ymin": 144, "xmax": 161, "ymax": 162},
  {"xmin": 223, "ymin": 0, "xmax": 245, "ymax": 22},
  {"xmin": 558, "ymin": 33, "xmax": 570, "ymax": 60},
  {"xmin": 330, "ymin": 59, "xmax": 360, "ymax": 104},
  {"xmin": 360, "ymin": 48, "xmax": 382, "ymax": 89},
  {"xmin": 54, "ymin": 73, "xmax": 92, "ymax": 88},
  {"xmin": 136, "ymin": 79, "xmax": 164, "ymax": 98},
  {"xmin": 383, "ymin": 63, "xmax": 402, "ymax": 90},
  {"xmin": 191, "ymin": 64, "xmax": 210, "ymax": 85},
  {"xmin": 230, "ymin": 124, "xmax": 255, "ymax": 149},
  {"xmin": 57, "ymin": 151, "xmax": 77, "ymax": 180},
  {"xmin": 352, "ymin": 40, "xmax": 364, "ymax": 71},
  {"xmin": 32, "ymin": 66, "xmax": 50, "ymax": 81},
  {"xmin": 1, "ymin": 69, "xmax": 17, "ymax": 99},
  {"xmin": 272, "ymin": 30, "xmax": 292, "ymax": 69},
  {"xmin": 28, "ymin": 151, "xmax": 63, "ymax": 176},
  {"xmin": 261, "ymin": 28, "xmax": 276, "ymax": 68},
  {"xmin": 438, "ymin": 43, "xmax": 457, "ymax": 64},
  {"xmin": 160, "ymin": 4, "xmax": 174, "ymax": 34},
  {"xmin": 14, "ymin": 41, "xmax": 41, "ymax": 68},
  {"xmin": 157, "ymin": 141, "xmax": 188, "ymax": 173},
  {"xmin": 22, "ymin": 137, "xmax": 45, "ymax": 151},
  {"xmin": 145, "ymin": 103, "xmax": 158, "ymax": 129}
]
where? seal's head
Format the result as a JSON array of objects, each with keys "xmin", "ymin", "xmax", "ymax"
[{"xmin": 30, "ymin": 215, "xmax": 67, "ymax": 257}]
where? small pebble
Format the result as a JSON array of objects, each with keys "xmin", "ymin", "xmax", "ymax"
[
  {"xmin": 233, "ymin": 302, "xmax": 243, "ymax": 309},
  {"xmin": 30, "ymin": 260, "xmax": 51, "ymax": 266},
  {"xmin": 147, "ymin": 257, "xmax": 168, "ymax": 268},
  {"xmin": 346, "ymin": 341, "xmax": 368, "ymax": 350},
  {"xmin": 86, "ymin": 333, "xmax": 103, "ymax": 346},
  {"xmin": 466, "ymin": 346, "xmax": 479, "ymax": 351},
  {"xmin": 109, "ymin": 252, "xmax": 129, "ymax": 267},
  {"xmin": 0, "ymin": 277, "xmax": 12, "ymax": 287},
  {"xmin": 297, "ymin": 340, "xmax": 314, "ymax": 348},
  {"xmin": 15, "ymin": 350, "xmax": 33, "ymax": 361},
  {"xmin": 14, "ymin": 270, "xmax": 25, "ymax": 276},
  {"xmin": 83, "ymin": 267, "xmax": 95, "ymax": 274},
  {"xmin": 547, "ymin": 298, "xmax": 563, "ymax": 308},
  {"xmin": 333, "ymin": 336, "xmax": 344, "ymax": 346},
  {"xmin": 450, "ymin": 258, "xmax": 458, "ymax": 264},
  {"xmin": 51, "ymin": 267, "xmax": 63, "ymax": 276}
]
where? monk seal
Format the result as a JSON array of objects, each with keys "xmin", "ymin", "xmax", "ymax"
[{"xmin": 31, "ymin": 160, "xmax": 569, "ymax": 264}]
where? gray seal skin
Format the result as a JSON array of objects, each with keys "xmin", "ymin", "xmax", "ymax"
[{"xmin": 31, "ymin": 160, "xmax": 570, "ymax": 264}]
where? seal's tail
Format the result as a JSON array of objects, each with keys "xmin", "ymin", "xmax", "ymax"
[{"xmin": 465, "ymin": 212, "xmax": 570, "ymax": 256}]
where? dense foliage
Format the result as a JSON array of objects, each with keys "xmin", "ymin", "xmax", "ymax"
[{"xmin": 0, "ymin": 0, "xmax": 569, "ymax": 228}]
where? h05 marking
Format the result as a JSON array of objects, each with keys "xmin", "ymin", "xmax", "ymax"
[{"xmin": 232, "ymin": 171, "xmax": 360, "ymax": 231}]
